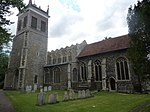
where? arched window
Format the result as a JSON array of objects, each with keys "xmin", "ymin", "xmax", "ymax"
[
  {"xmin": 49, "ymin": 69, "xmax": 53, "ymax": 82},
  {"xmin": 62, "ymin": 51, "xmax": 67, "ymax": 63},
  {"xmin": 94, "ymin": 60, "xmax": 102, "ymax": 81},
  {"xmin": 44, "ymin": 68, "xmax": 50, "ymax": 84},
  {"xmin": 81, "ymin": 62, "xmax": 87, "ymax": 81},
  {"xmin": 57, "ymin": 54, "xmax": 61, "ymax": 63},
  {"xmin": 68, "ymin": 52, "xmax": 72, "ymax": 62},
  {"xmin": 23, "ymin": 16, "xmax": 27, "ymax": 28},
  {"xmin": 72, "ymin": 68, "xmax": 78, "ymax": 81},
  {"xmin": 47, "ymin": 56, "xmax": 51, "ymax": 65},
  {"xmin": 53, "ymin": 58, "xmax": 56, "ymax": 64},
  {"xmin": 54, "ymin": 67, "xmax": 60, "ymax": 83},
  {"xmin": 63, "ymin": 56, "xmax": 67, "ymax": 63},
  {"xmin": 116, "ymin": 57, "xmax": 129, "ymax": 80}
]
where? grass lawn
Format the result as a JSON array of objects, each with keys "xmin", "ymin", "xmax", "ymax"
[
  {"xmin": 142, "ymin": 105, "xmax": 150, "ymax": 112},
  {"xmin": 5, "ymin": 90, "xmax": 150, "ymax": 112}
]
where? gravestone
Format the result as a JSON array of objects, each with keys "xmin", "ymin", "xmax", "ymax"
[
  {"xmin": 44, "ymin": 86, "xmax": 47, "ymax": 92},
  {"xmin": 48, "ymin": 93, "xmax": 58, "ymax": 104},
  {"xmin": 85, "ymin": 89, "xmax": 91, "ymax": 97},
  {"xmin": 26, "ymin": 85, "xmax": 32, "ymax": 93},
  {"xmin": 34, "ymin": 84, "xmax": 37, "ymax": 91},
  {"xmin": 63, "ymin": 91, "xmax": 69, "ymax": 101},
  {"xmin": 29, "ymin": 85, "xmax": 32, "ymax": 91},
  {"xmin": 78, "ymin": 90, "xmax": 82, "ymax": 98},
  {"xmin": 37, "ymin": 92, "xmax": 46, "ymax": 106},
  {"xmin": 48, "ymin": 86, "xmax": 52, "ymax": 91},
  {"xmin": 40, "ymin": 88, "xmax": 43, "ymax": 92},
  {"xmin": 68, "ymin": 89, "xmax": 75, "ymax": 100},
  {"xmin": 71, "ymin": 90, "xmax": 76, "ymax": 99},
  {"xmin": 81, "ymin": 90, "xmax": 86, "ymax": 98},
  {"xmin": 26, "ymin": 85, "xmax": 29, "ymax": 93}
]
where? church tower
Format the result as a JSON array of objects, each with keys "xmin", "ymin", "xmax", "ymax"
[{"xmin": 4, "ymin": 0, "xmax": 49, "ymax": 90}]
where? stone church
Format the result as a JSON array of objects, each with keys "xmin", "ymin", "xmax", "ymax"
[{"xmin": 4, "ymin": 0, "xmax": 150, "ymax": 92}]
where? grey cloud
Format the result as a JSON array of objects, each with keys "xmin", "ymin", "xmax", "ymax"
[
  {"xmin": 96, "ymin": 1, "xmax": 134, "ymax": 32},
  {"xmin": 49, "ymin": 15, "xmax": 83, "ymax": 37},
  {"xmin": 96, "ymin": 14, "xmax": 115, "ymax": 31}
]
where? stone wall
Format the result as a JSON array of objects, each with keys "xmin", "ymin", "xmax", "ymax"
[
  {"xmin": 44, "ymin": 41, "xmax": 87, "ymax": 89},
  {"xmin": 77, "ymin": 49, "xmax": 133, "ymax": 92}
]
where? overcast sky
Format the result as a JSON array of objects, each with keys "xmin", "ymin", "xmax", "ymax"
[{"xmin": 8, "ymin": 0, "xmax": 139, "ymax": 51}]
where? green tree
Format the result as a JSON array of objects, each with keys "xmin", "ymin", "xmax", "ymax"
[
  {"xmin": 0, "ymin": 0, "xmax": 25, "ymax": 88},
  {"xmin": 127, "ymin": 0, "xmax": 150, "ymax": 92},
  {"xmin": 0, "ymin": 52, "xmax": 8, "ymax": 88},
  {"xmin": 0, "ymin": 0, "xmax": 25, "ymax": 50}
]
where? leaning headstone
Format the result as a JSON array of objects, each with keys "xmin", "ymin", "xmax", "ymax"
[
  {"xmin": 81, "ymin": 90, "xmax": 86, "ymax": 98},
  {"xmin": 48, "ymin": 93, "xmax": 58, "ymax": 104},
  {"xmin": 44, "ymin": 86, "xmax": 47, "ymax": 92},
  {"xmin": 48, "ymin": 86, "xmax": 52, "ymax": 91},
  {"xmin": 37, "ymin": 92, "xmax": 46, "ymax": 106},
  {"xmin": 85, "ymin": 89, "xmax": 91, "ymax": 98},
  {"xmin": 63, "ymin": 91, "xmax": 69, "ymax": 101}
]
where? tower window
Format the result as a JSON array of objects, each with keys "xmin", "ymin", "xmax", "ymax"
[
  {"xmin": 34, "ymin": 75, "xmax": 38, "ymax": 84},
  {"xmin": 23, "ymin": 16, "xmax": 27, "ymax": 28},
  {"xmin": 41, "ymin": 21, "xmax": 46, "ymax": 32},
  {"xmin": 17, "ymin": 20, "xmax": 22, "ymax": 31},
  {"xmin": 31, "ymin": 16, "xmax": 37, "ymax": 29}
]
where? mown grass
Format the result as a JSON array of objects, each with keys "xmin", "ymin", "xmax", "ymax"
[
  {"xmin": 5, "ymin": 90, "xmax": 150, "ymax": 112},
  {"xmin": 142, "ymin": 105, "xmax": 150, "ymax": 112}
]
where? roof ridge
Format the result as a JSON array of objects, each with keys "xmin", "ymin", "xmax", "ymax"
[
  {"xmin": 78, "ymin": 34, "xmax": 130, "ymax": 58},
  {"xmin": 87, "ymin": 34, "xmax": 128, "ymax": 46}
]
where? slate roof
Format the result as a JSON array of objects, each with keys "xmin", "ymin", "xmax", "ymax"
[{"xmin": 78, "ymin": 35, "xmax": 130, "ymax": 58}]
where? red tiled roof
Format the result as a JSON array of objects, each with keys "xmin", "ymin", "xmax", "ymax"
[{"xmin": 78, "ymin": 35, "xmax": 130, "ymax": 58}]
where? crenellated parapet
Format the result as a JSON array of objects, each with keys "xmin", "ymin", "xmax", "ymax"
[{"xmin": 47, "ymin": 40, "xmax": 87, "ymax": 65}]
